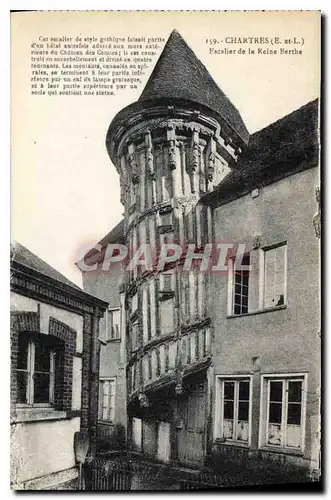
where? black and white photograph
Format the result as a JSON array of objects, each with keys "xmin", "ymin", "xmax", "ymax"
[{"xmin": 9, "ymin": 10, "xmax": 321, "ymax": 491}]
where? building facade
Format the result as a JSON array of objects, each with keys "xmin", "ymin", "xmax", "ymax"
[
  {"xmin": 80, "ymin": 30, "xmax": 320, "ymax": 484},
  {"xmin": 10, "ymin": 243, "xmax": 107, "ymax": 490},
  {"xmin": 79, "ymin": 223, "xmax": 127, "ymax": 452}
]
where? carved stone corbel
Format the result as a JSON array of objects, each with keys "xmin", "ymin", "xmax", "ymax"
[
  {"xmin": 207, "ymin": 152, "xmax": 216, "ymax": 182},
  {"xmin": 167, "ymin": 123, "xmax": 177, "ymax": 170},
  {"xmin": 120, "ymin": 181, "xmax": 129, "ymax": 206},
  {"xmin": 206, "ymin": 137, "xmax": 216, "ymax": 187},
  {"xmin": 138, "ymin": 392, "xmax": 150, "ymax": 408},
  {"xmin": 168, "ymin": 140, "xmax": 177, "ymax": 170},
  {"xmin": 127, "ymin": 152, "xmax": 139, "ymax": 184},
  {"xmin": 189, "ymin": 129, "xmax": 200, "ymax": 193},
  {"xmin": 145, "ymin": 131, "xmax": 154, "ymax": 178},
  {"xmin": 120, "ymin": 172, "xmax": 130, "ymax": 206}
]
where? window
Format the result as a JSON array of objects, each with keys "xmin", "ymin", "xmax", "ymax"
[
  {"xmin": 259, "ymin": 374, "xmax": 306, "ymax": 451},
  {"xmin": 216, "ymin": 377, "xmax": 252, "ymax": 444},
  {"xmin": 106, "ymin": 308, "xmax": 120, "ymax": 341},
  {"xmin": 159, "ymin": 272, "xmax": 175, "ymax": 335},
  {"xmin": 131, "ymin": 321, "xmax": 139, "ymax": 351},
  {"xmin": 159, "ymin": 230, "xmax": 175, "ymax": 247},
  {"xmin": 17, "ymin": 335, "xmax": 56, "ymax": 406},
  {"xmin": 158, "ymin": 209, "xmax": 173, "ymax": 227},
  {"xmin": 261, "ymin": 243, "xmax": 287, "ymax": 309},
  {"xmin": 99, "ymin": 379, "xmax": 116, "ymax": 422},
  {"xmin": 159, "ymin": 272, "xmax": 174, "ymax": 294},
  {"xmin": 228, "ymin": 254, "xmax": 250, "ymax": 315}
]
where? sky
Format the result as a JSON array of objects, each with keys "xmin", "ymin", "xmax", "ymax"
[{"xmin": 11, "ymin": 10, "xmax": 320, "ymax": 286}]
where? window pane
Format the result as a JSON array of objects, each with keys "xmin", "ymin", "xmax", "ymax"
[
  {"xmin": 34, "ymin": 342, "xmax": 51, "ymax": 372},
  {"xmin": 224, "ymin": 381, "xmax": 235, "ymax": 400},
  {"xmin": 103, "ymin": 381, "xmax": 110, "ymax": 395},
  {"xmin": 160, "ymin": 299, "xmax": 174, "ymax": 334},
  {"xmin": 236, "ymin": 421, "xmax": 249, "ymax": 441},
  {"xmin": 275, "ymin": 245, "xmax": 285, "ymax": 260},
  {"xmin": 269, "ymin": 402, "xmax": 282, "ymax": 424},
  {"xmin": 264, "ymin": 245, "xmax": 286, "ymax": 308},
  {"xmin": 223, "ymin": 420, "xmax": 233, "ymax": 439},
  {"xmin": 132, "ymin": 323, "xmax": 139, "ymax": 350},
  {"xmin": 239, "ymin": 381, "xmax": 249, "ymax": 400},
  {"xmin": 264, "ymin": 294, "xmax": 274, "ymax": 308},
  {"xmin": 265, "ymin": 248, "xmax": 276, "ymax": 262},
  {"xmin": 286, "ymin": 424, "xmax": 301, "ymax": 448},
  {"xmin": 274, "ymin": 291, "xmax": 285, "ymax": 306},
  {"xmin": 233, "ymin": 255, "xmax": 249, "ymax": 315},
  {"xmin": 268, "ymin": 424, "xmax": 281, "ymax": 446},
  {"xmin": 270, "ymin": 381, "xmax": 283, "ymax": 402},
  {"xmin": 162, "ymin": 274, "xmax": 173, "ymax": 292},
  {"xmin": 223, "ymin": 400, "xmax": 234, "ymax": 420},
  {"xmin": 17, "ymin": 370, "xmax": 28, "ymax": 404},
  {"xmin": 288, "ymin": 381, "xmax": 302, "ymax": 403},
  {"xmin": 102, "ymin": 406, "xmax": 109, "ymax": 420},
  {"xmin": 160, "ymin": 211, "xmax": 172, "ymax": 226},
  {"xmin": 17, "ymin": 337, "xmax": 29, "ymax": 370},
  {"xmin": 234, "ymin": 304, "xmax": 241, "ymax": 315},
  {"xmin": 34, "ymin": 372, "xmax": 50, "ymax": 403},
  {"xmin": 238, "ymin": 401, "xmax": 249, "ymax": 421},
  {"xmin": 287, "ymin": 403, "xmax": 301, "ymax": 425}
]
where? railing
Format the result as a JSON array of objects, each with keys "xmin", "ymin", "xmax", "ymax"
[
  {"xmin": 84, "ymin": 454, "xmax": 223, "ymax": 491},
  {"xmin": 129, "ymin": 325, "xmax": 211, "ymax": 396},
  {"xmin": 84, "ymin": 454, "xmax": 316, "ymax": 491}
]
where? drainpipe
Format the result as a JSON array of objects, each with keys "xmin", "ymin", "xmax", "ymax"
[{"xmin": 89, "ymin": 306, "xmax": 99, "ymax": 456}]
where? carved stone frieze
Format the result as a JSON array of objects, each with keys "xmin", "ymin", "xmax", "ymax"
[
  {"xmin": 127, "ymin": 152, "xmax": 140, "ymax": 184},
  {"xmin": 118, "ymin": 118, "xmax": 216, "ymax": 157},
  {"xmin": 207, "ymin": 151, "xmax": 216, "ymax": 182},
  {"xmin": 120, "ymin": 175, "xmax": 130, "ymax": 206},
  {"xmin": 172, "ymin": 194, "xmax": 199, "ymax": 215},
  {"xmin": 190, "ymin": 141, "xmax": 200, "ymax": 173},
  {"xmin": 144, "ymin": 131, "xmax": 154, "ymax": 178},
  {"xmin": 168, "ymin": 139, "xmax": 177, "ymax": 170}
]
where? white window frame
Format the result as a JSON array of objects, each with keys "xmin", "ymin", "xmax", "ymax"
[
  {"xmin": 105, "ymin": 307, "xmax": 121, "ymax": 341},
  {"xmin": 227, "ymin": 254, "xmax": 250, "ymax": 316},
  {"xmin": 98, "ymin": 377, "xmax": 116, "ymax": 423},
  {"xmin": 258, "ymin": 373, "xmax": 307, "ymax": 453},
  {"xmin": 259, "ymin": 242, "xmax": 287, "ymax": 310},
  {"xmin": 214, "ymin": 374, "xmax": 253, "ymax": 447},
  {"xmin": 16, "ymin": 338, "xmax": 56, "ymax": 407}
]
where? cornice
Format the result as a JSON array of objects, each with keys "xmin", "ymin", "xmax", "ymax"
[{"xmin": 11, "ymin": 263, "xmax": 108, "ymax": 317}]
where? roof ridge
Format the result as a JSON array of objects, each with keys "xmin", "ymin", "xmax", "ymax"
[{"xmin": 11, "ymin": 241, "xmax": 83, "ymax": 291}]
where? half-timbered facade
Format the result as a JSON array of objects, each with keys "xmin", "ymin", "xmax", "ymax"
[{"xmin": 79, "ymin": 30, "xmax": 320, "ymax": 484}]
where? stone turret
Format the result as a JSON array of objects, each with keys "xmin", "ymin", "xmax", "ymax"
[{"xmin": 105, "ymin": 30, "xmax": 248, "ymax": 410}]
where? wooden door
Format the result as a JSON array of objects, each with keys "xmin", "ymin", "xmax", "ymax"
[{"xmin": 178, "ymin": 381, "xmax": 206, "ymax": 466}]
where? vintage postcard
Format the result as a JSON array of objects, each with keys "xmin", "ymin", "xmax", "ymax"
[{"xmin": 10, "ymin": 10, "xmax": 321, "ymax": 491}]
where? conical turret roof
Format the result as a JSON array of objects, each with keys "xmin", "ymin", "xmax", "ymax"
[{"xmin": 139, "ymin": 30, "xmax": 249, "ymax": 143}]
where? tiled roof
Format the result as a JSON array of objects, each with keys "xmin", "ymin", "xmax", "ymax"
[
  {"xmin": 76, "ymin": 219, "xmax": 125, "ymax": 270},
  {"xmin": 11, "ymin": 241, "xmax": 83, "ymax": 291},
  {"xmin": 97, "ymin": 219, "xmax": 125, "ymax": 247},
  {"xmin": 139, "ymin": 30, "xmax": 249, "ymax": 143},
  {"xmin": 202, "ymin": 98, "xmax": 319, "ymax": 206}
]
